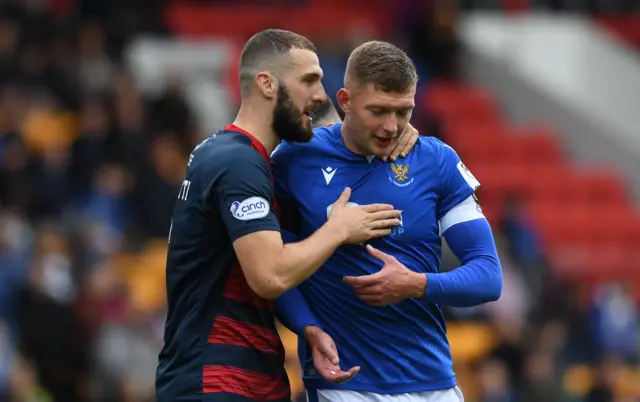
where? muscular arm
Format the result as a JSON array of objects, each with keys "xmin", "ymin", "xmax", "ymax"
[
  {"xmin": 215, "ymin": 145, "xmax": 348, "ymax": 300},
  {"xmin": 233, "ymin": 224, "xmax": 345, "ymax": 300}
]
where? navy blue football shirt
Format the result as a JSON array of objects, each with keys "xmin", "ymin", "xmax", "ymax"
[
  {"xmin": 271, "ymin": 122, "xmax": 481, "ymax": 394},
  {"xmin": 156, "ymin": 125, "xmax": 290, "ymax": 402}
]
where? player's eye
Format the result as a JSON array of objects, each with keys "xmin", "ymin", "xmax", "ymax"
[
  {"xmin": 396, "ymin": 109, "xmax": 412, "ymax": 118},
  {"xmin": 369, "ymin": 109, "xmax": 386, "ymax": 116},
  {"xmin": 302, "ymin": 74, "xmax": 321, "ymax": 85}
]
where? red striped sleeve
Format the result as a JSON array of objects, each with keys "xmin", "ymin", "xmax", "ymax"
[
  {"xmin": 202, "ymin": 365, "xmax": 290, "ymax": 400},
  {"xmin": 223, "ymin": 262, "xmax": 273, "ymax": 311},
  {"xmin": 208, "ymin": 316, "xmax": 284, "ymax": 356}
]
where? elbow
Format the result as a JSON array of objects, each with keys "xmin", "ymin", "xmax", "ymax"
[
  {"xmin": 486, "ymin": 277, "xmax": 502, "ymax": 302},
  {"xmin": 246, "ymin": 276, "xmax": 288, "ymax": 300},
  {"xmin": 240, "ymin": 259, "xmax": 293, "ymax": 300},
  {"xmin": 485, "ymin": 263, "xmax": 503, "ymax": 302}
]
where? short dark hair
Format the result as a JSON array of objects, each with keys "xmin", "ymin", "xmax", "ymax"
[
  {"xmin": 345, "ymin": 41, "xmax": 417, "ymax": 92},
  {"xmin": 239, "ymin": 29, "xmax": 316, "ymax": 97}
]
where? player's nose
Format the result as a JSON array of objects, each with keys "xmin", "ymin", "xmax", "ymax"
[
  {"xmin": 382, "ymin": 114, "xmax": 398, "ymax": 136},
  {"xmin": 310, "ymin": 85, "xmax": 327, "ymax": 104}
]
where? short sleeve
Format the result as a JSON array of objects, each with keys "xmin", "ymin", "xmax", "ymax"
[
  {"xmin": 436, "ymin": 142, "xmax": 481, "ymax": 221},
  {"xmin": 214, "ymin": 148, "xmax": 280, "ymax": 242},
  {"xmin": 270, "ymin": 141, "xmax": 296, "ymax": 202}
]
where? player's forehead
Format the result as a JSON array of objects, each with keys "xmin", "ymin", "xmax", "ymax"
[
  {"xmin": 359, "ymin": 83, "xmax": 415, "ymax": 109},
  {"xmin": 284, "ymin": 48, "xmax": 323, "ymax": 80}
]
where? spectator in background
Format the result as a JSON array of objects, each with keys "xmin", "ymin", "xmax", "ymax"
[
  {"xmin": 0, "ymin": 211, "xmax": 32, "ymax": 324},
  {"xmin": 0, "ymin": 1, "xmax": 186, "ymax": 399},
  {"xmin": 0, "ymin": 321, "xmax": 15, "ymax": 400},
  {"xmin": 500, "ymin": 193, "xmax": 546, "ymax": 304},
  {"xmin": 481, "ymin": 251, "xmax": 531, "ymax": 324},
  {"xmin": 501, "ymin": 194, "xmax": 543, "ymax": 265},
  {"xmin": 477, "ymin": 358, "xmax": 515, "ymax": 402},
  {"xmin": 132, "ymin": 133, "xmax": 187, "ymax": 238},
  {"xmin": 13, "ymin": 223, "xmax": 89, "ymax": 402},
  {"xmin": 8, "ymin": 354, "xmax": 52, "ymax": 402},
  {"xmin": 394, "ymin": 0, "xmax": 461, "ymax": 82},
  {"xmin": 590, "ymin": 282, "xmax": 640, "ymax": 364},
  {"xmin": 68, "ymin": 94, "xmax": 115, "ymax": 201},
  {"xmin": 77, "ymin": 21, "xmax": 113, "ymax": 94}
]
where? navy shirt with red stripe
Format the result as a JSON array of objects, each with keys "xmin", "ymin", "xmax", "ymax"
[{"xmin": 156, "ymin": 125, "xmax": 290, "ymax": 402}]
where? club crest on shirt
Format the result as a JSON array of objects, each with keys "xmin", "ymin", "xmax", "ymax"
[{"xmin": 389, "ymin": 163, "xmax": 414, "ymax": 187}]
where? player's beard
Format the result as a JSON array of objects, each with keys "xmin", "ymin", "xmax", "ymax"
[{"xmin": 272, "ymin": 85, "xmax": 314, "ymax": 143}]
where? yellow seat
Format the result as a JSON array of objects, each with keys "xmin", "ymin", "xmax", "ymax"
[
  {"xmin": 277, "ymin": 323, "xmax": 304, "ymax": 398},
  {"xmin": 563, "ymin": 364, "xmax": 640, "ymax": 398},
  {"xmin": 447, "ymin": 323, "xmax": 497, "ymax": 363},
  {"xmin": 563, "ymin": 365, "xmax": 593, "ymax": 396},
  {"xmin": 22, "ymin": 110, "xmax": 76, "ymax": 154},
  {"xmin": 113, "ymin": 240, "xmax": 168, "ymax": 314}
]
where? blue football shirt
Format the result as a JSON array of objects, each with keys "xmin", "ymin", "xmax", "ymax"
[{"xmin": 271, "ymin": 123, "xmax": 479, "ymax": 393}]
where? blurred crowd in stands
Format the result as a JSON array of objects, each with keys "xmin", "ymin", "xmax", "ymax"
[{"xmin": 0, "ymin": 1, "xmax": 639, "ymax": 402}]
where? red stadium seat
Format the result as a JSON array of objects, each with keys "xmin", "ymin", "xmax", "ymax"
[
  {"xmin": 596, "ymin": 15, "xmax": 640, "ymax": 48},
  {"xmin": 477, "ymin": 199, "xmax": 502, "ymax": 227},
  {"xmin": 520, "ymin": 166, "xmax": 590, "ymax": 205},
  {"xmin": 590, "ymin": 208, "xmax": 624, "ymax": 246},
  {"xmin": 576, "ymin": 168, "xmax": 630, "ymax": 207},
  {"xmin": 472, "ymin": 164, "xmax": 528, "ymax": 205},
  {"xmin": 423, "ymin": 84, "xmax": 501, "ymax": 125},
  {"xmin": 451, "ymin": 136, "xmax": 519, "ymax": 167},
  {"xmin": 444, "ymin": 120, "xmax": 504, "ymax": 143},
  {"xmin": 165, "ymin": 2, "xmax": 392, "ymax": 39},
  {"xmin": 621, "ymin": 214, "xmax": 640, "ymax": 251},
  {"xmin": 418, "ymin": 82, "xmax": 638, "ymax": 289},
  {"xmin": 547, "ymin": 245, "xmax": 628, "ymax": 281},
  {"xmin": 509, "ymin": 128, "xmax": 565, "ymax": 167}
]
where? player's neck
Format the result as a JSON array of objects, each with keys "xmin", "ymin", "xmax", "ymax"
[
  {"xmin": 233, "ymin": 103, "xmax": 279, "ymax": 155},
  {"xmin": 340, "ymin": 118, "xmax": 368, "ymax": 156}
]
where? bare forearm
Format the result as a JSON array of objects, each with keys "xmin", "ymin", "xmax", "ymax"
[
  {"xmin": 235, "ymin": 192, "xmax": 397, "ymax": 299},
  {"xmin": 274, "ymin": 222, "xmax": 345, "ymax": 290}
]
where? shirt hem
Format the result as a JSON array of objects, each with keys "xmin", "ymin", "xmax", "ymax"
[{"xmin": 303, "ymin": 375, "xmax": 456, "ymax": 394}]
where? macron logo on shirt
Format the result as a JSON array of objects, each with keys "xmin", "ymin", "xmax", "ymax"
[{"xmin": 321, "ymin": 167, "xmax": 337, "ymax": 185}]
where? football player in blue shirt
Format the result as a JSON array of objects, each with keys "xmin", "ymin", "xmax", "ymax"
[{"xmin": 272, "ymin": 41, "xmax": 503, "ymax": 402}]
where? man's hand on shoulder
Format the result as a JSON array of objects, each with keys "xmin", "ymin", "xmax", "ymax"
[
  {"xmin": 303, "ymin": 326, "xmax": 360, "ymax": 384},
  {"xmin": 382, "ymin": 123, "xmax": 419, "ymax": 162},
  {"xmin": 343, "ymin": 245, "xmax": 427, "ymax": 306}
]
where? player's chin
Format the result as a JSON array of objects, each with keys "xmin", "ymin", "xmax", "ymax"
[{"xmin": 296, "ymin": 127, "xmax": 315, "ymax": 143}]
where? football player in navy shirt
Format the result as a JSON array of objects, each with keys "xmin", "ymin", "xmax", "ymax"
[
  {"xmin": 273, "ymin": 41, "xmax": 503, "ymax": 402},
  {"xmin": 155, "ymin": 30, "xmax": 410, "ymax": 402}
]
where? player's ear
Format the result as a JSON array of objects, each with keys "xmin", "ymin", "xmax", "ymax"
[
  {"xmin": 256, "ymin": 72, "xmax": 277, "ymax": 99},
  {"xmin": 336, "ymin": 88, "xmax": 350, "ymax": 114}
]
